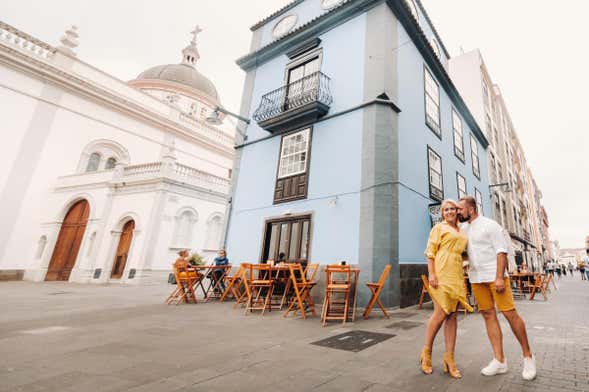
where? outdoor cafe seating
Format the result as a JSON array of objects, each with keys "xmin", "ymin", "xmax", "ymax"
[{"xmin": 165, "ymin": 259, "xmax": 398, "ymax": 328}]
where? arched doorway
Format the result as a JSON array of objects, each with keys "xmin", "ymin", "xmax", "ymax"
[
  {"xmin": 110, "ymin": 220, "xmax": 135, "ymax": 279},
  {"xmin": 46, "ymin": 200, "xmax": 90, "ymax": 281}
]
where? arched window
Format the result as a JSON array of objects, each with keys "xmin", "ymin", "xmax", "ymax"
[
  {"xmin": 205, "ymin": 215, "xmax": 223, "ymax": 250},
  {"xmin": 431, "ymin": 38, "xmax": 441, "ymax": 59},
  {"xmin": 105, "ymin": 157, "xmax": 117, "ymax": 170},
  {"xmin": 35, "ymin": 235, "xmax": 47, "ymax": 259},
  {"xmin": 406, "ymin": 0, "xmax": 419, "ymax": 23},
  {"xmin": 172, "ymin": 209, "xmax": 197, "ymax": 248},
  {"xmin": 86, "ymin": 153, "xmax": 101, "ymax": 172},
  {"xmin": 78, "ymin": 139, "xmax": 130, "ymax": 173}
]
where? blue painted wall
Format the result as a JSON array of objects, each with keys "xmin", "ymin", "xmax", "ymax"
[
  {"xmin": 226, "ymin": 13, "xmax": 367, "ymax": 265},
  {"xmin": 394, "ymin": 20, "xmax": 490, "ymax": 264},
  {"xmin": 228, "ymin": 0, "xmax": 491, "ymax": 270}
]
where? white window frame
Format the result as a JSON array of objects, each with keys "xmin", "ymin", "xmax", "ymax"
[
  {"xmin": 452, "ymin": 108, "xmax": 464, "ymax": 161},
  {"xmin": 278, "ymin": 128, "xmax": 310, "ymax": 179},
  {"xmin": 475, "ymin": 188, "xmax": 484, "ymax": 215},
  {"xmin": 427, "ymin": 146, "xmax": 444, "ymax": 201},
  {"xmin": 470, "ymin": 135, "xmax": 480, "ymax": 179},
  {"xmin": 456, "ymin": 172, "xmax": 467, "ymax": 199},
  {"xmin": 424, "ymin": 67, "xmax": 441, "ymax": 138}
]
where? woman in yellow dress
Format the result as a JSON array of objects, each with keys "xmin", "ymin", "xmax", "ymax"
[{"xmin": 419, "ymin": 199, "xmax": 473, "ymax": 378}]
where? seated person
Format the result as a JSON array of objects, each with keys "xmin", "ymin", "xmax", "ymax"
[
  {"xmin": 174, "ymin": 250, "xmax": 199, "ymax": 282},
  {"xmin": 211, "ymin": 249, "xmax": 229, "ymax": 291}
]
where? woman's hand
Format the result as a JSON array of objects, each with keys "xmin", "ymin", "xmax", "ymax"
[{"xmin": 428, "ymin": 274, "xmax": 438, "ymax": 288}]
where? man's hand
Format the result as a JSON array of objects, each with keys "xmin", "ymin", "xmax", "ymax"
[
  {"xmin": 494, "ymin": 277, "xmax": 505, "ymax": 293},
  {"xmin": 429, "ymin": 274, "xmax": 439, "ymax": 289}
]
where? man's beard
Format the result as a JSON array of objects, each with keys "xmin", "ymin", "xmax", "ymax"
[{"xmin": 458, "ymin": 214, "xmax": 470, "ymax": 223}]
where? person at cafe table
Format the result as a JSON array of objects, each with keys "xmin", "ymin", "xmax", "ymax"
[{"xmin": 212, "ymin": 249, "xmax": 229, "ymax": 292}]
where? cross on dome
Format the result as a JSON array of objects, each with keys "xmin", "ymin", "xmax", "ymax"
[
  {"xmin": 182, "ymin": 25, "xmax": 202, "ymax": 67},
  {"xmin": 190, "ymin": 25, "xmax": 203, "ymax": 45}
]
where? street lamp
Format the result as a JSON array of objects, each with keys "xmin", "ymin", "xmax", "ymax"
[{"xmin": 206, "ymin": 106, "xmax": 250, "ymax": 141}]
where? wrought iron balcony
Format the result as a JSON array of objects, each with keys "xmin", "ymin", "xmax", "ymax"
[{"xmin": 253, "ymin": 71, "xmax": 333, "ymax": 133}]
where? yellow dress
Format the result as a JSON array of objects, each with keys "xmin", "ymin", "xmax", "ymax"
[{"xmin": 424, "ymin": 221, "xmax": 473, "ymax": 314}]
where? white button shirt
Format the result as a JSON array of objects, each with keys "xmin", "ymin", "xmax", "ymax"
[{"xmin": 461, "ymin": 216, "xmax": 509, "ymax": 284}]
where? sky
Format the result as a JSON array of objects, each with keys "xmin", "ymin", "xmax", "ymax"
[{"xmin": 1, "ymin": 0, "xmax": 587, "ymax": 248}]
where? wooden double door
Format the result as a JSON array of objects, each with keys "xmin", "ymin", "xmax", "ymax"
[
  {"xmin": 46, "ymin": 200, "xmax": 90, "ymax": 281},
  {"xmin": 110, "ymin": 220, "xmax": 135, "ymax": 279}
]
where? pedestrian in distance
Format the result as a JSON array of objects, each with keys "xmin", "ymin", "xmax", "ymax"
[
  {"xmin": 547, "ymin": 261, "xmax": 555, "ymax": 277},
  {"xmin": 584, "ymin": 253, "xmax": 589, "ymax": 281},
  {"xmin": 457, "ymin": 196, "xmax": 536, "ymax": 381},
  {"xmin": 419, "ymin": 199, "xmax": 473, "ymax": 379},
  {"xmin": 568, "ymin": 262, "xmax": 574, "ymax": 278},
  {"xmin": 555, "ymin": 263, "xmax": 562, "ymax": 279},
  {"xmin": 579, "ymin": 257, "xmax": 587, "ymax": 281}
]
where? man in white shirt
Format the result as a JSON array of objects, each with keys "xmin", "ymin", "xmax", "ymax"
[{"xmin": 458, "ymin": 196, "xmax": 536, "ymax": 381}]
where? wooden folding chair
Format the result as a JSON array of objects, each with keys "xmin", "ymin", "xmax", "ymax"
[
  {"xmin": 165, "ymin": 264, "xmax": 198, "ymax": 305},
  {"xmin": 234, "ymin": 263, "xmax": 250, "ymax": 308},
  {"xmin": 220, "ymin": 264, "xmax": 244, "ymax": 302},
  {"xmin": 284, "ymin": 263, "xmax": 317, "ymax": 319},
  {"xmin": 362, "ymin": 264, "xmax": 392, "ymax": 319},
  {"xmin": 418, "ymin": 274, "xmax": 430, "ymax": 309},
  {"xmin": 244, "ymin": 264, "xmax": 274, "ymax": 315},
  {"xmin": 529, "ymin": 273, "xmax": 548, "ymax": 301},
  {"xmin": 321, "ymin": 265, "xmax": 352, "ymax": 326}
]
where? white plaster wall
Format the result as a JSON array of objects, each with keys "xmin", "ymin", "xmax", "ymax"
[
  {"xmin": 448, "ymin": 50, "xmax": 485, "ymax": 131},
  {"xmin": 152, "ymin": 191, "xmax": 226, "ymax": 272}
]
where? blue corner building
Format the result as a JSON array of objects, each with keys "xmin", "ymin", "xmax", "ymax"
[{"xmin": 225, "ymin": 0, "xmax": 490, "ymax": 307}]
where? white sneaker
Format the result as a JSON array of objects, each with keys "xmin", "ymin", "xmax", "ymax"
[
  {"xmin": 522, "ymin": 355, "xmax": 536, "ymax": 380},
  {"xmin": 481, "ymin": 358, "xmax": 508, "ymax": 376}
]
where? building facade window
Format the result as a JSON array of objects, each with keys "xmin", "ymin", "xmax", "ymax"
[
  {"xmin": 427, "ymin": 146, "xmax": 443, "ymax": 201},
  {"xmin": 452, "ymin": 108, "xmax": 464, "ymax": 161},
  {"xmin": 262, "ymin": 215, "xmax": 311, "ymax": 264},
  {"xmin": 205, "ymin": 215, "xmax": 223, "ymax": 250},
  {"xmin": 470, "ymin": 135, "xmax": 480, "ymax": 179},
  {"xmin": 274, "ymin": 128, "xmax": 311, "ymax": 204},
  {"xmin": 284, "ymin": 52, "xmax": 321, "ymax": 110},
  {"xmin": 172, "ymin": 209, "xmax": 197, "ymax": 248},
  {"xmin": 424, "ymin": 67, "xmax": 441, "ymax": 138},
  {"xmin": 456, "ymin": 172, "xmax": 467, "ymax": 199},
  {"xmin": 86, "ymin": 153, "xmax": 101, "ymax": 172},
  {"xmin": 105, "ymin": 157, "xmax": 117, "ymax": 170},
  {"xmin": 475, "ymin": 188, "xmax": 484, "ymax": 215}
]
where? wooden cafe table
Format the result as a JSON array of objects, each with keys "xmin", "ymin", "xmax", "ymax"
[{"xmin": 190, "ymin": 264, "xmax": 232, "ymax": 301}]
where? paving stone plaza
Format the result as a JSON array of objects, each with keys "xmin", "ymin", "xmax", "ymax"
[{"xmin": 1, "ymin": 277, "xmax": 587, "ymax": 392}]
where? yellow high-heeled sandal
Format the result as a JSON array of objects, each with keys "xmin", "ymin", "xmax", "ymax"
[
  {"xmin": 443, "ymin": 352, "xmax": 462, "ymax": 379},
  {"xmin": 419, "ymin": 346, "xmax": 433, "ymax": 375}
]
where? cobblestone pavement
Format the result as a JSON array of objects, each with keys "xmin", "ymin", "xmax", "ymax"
[{"xmin": 0, "ymin": 276, "xmax": 587, "ymax": 392}]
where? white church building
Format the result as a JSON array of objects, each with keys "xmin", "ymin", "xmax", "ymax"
[{"xmin": 0, "ymin": 21, "xmax": 235, "ymax": 283}]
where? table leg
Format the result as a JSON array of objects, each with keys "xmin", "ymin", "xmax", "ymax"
[{"xmin": 351, "ymin": 270, "xmax": 359, "ymax": 322}]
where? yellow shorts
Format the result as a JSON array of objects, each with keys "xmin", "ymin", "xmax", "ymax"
[{"xmin": 471, "ymin": 278, "xmax": 515, "ymax": 312}]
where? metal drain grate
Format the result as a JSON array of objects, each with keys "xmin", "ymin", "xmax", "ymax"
[
  {"xmin": 385, "ymin": 320, "xmax": 423, "ymax": 330},
  {"xmin": 311, "ymin": 330, "xmax": 395, "ymax": 352}
]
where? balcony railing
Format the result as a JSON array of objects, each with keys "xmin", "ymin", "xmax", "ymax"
[{"xmin": 253, "ymin": 71, "xmax": 333, "ymax": 132}]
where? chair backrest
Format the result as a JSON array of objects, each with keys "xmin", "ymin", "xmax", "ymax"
[
  {"xmin": 375, "ymin": 264, "xmax": 392, "ymax": 286},
  {"xmin": 304, "ymin": 263, "xmax": 319, "ymax": 282},
  {"xmin": 288, "ymin": 263, "xmax": 307, "ymax": 286},
  {"xmin": 421, "ymin": 274, "xmax": 429, "ymax": 290},
  {"xmin": 326, "ymin": 264, "xmax": 351, "ymax": 285},
  {"xmin": 249, "ymin": 263, "xmax": 273, "ymax": 283}
]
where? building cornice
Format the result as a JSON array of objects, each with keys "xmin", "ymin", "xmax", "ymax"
[{"xmin": 0, "ymin": 41, "xmax": 235, "ymax": 158}]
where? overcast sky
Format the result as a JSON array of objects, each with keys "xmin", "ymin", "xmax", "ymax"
[{"xmin": 1, "ymin": 1, "xmax": 586, "ymax": 248}]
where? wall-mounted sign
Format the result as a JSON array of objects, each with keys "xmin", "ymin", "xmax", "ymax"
[{"xmin": 428, "ymin": 202, "xmax": 442, "ymax": 228}]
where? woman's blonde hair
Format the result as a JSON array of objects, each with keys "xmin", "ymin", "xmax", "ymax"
[{"xmin": 440, "ymin": 199, "xmax": 458, "ymax": 221}]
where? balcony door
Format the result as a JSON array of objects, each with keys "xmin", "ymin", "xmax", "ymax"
[
  {"xmin": 262, "ymin": 215, "xmax": 311, "ymax": 265},
  {"xmin": 285, "ymin": 57, "xmax": 320, "ymax": 110}
]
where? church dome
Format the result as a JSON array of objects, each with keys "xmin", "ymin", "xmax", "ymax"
[
  {"xmin": 130, "ymin": 26, "xmax": 220, "ymax": 103},
  {"xmin": 136, "ymin": 64, "xmax": 219, "ymax": 102}
]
